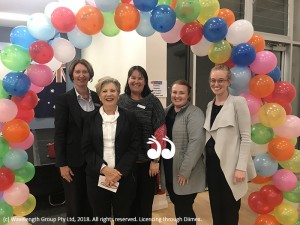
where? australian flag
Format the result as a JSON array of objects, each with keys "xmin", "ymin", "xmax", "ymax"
[{"xmin": 34, "ymin": 64, "xmax": 66, "ymax": 118}]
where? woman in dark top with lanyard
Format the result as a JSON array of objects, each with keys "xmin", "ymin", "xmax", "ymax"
[{"xmin": 54, "ymin": 59, "xmax": 100, "ymax": 224}]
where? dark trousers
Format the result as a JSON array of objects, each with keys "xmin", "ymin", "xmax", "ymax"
[
  {"xmin": 166, "ymin": 182, "xmax": 197, "ymax": 225},
  {"xmin": 206, "ymin": 148, "xmax": 241, "ymax": 225},
  {"xmin": 61, "ymin": 165, "xmax": 94, "ymax": 225},
  {"xmin": 86, "ymin": 173, "xmax": 136, "ymax": 225},
  {"xmin": 131, "ymin": 162, "xmax": 156, "ymax": 225}
]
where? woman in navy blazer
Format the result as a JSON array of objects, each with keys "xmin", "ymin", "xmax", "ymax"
[
  {"xmin": 82, "ymin": 77, "xmax": 139, "ymax": 225},
  {"xmin": 54, "ymin": 59, "xmax": 101, "ymax": 224}
]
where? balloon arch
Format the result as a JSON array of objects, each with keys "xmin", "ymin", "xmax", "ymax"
[{"xmin": 0, "ymin": 0, "xmax": 299, "ymax": 224}]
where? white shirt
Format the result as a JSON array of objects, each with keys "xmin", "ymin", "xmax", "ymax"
[
  {"xmin": 75, "ymin": 88, "xmax": 95, "ymax": 112},
  {"xmin": 100, "ymin": 106, "xmax": 119, "ymax": 169}
]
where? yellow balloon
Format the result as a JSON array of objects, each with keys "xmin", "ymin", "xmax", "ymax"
[
  {"xmin": 279, "ymin": 150, "xmax": 300, "ymax": 173},
  {"xmin": 274, "ymin": 203, "xmax": 298, "ymax": 225},
  {"xmin": 13, "ymin": 194, "xmax": 36, "ymax": 217},
  {"xmin": 197, "ymin": 0, "xmax": 220, "ymax": 25},
  {"xmin": 208, "ymin": 40, "xmax": 231, "ymax": 64},
  {"xmin": 258, "ymin": 103, "xmax": 286, "ymax": 128}
]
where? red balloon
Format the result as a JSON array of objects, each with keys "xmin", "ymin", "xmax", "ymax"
[
  {"xmin": 272, "ymin": 81, "xmax": 296, "ymax": 103},
  {"xmin": 29, "ymin": 40, "xmax": 54, "ymax": 64},
  {"xmin": 51, "ymin": 7, "xmax": 76, "ymax": 32},
  {"xmin": 216, "ymin": 57, "xmax": 235, "ymax": 68},
  {"xmin": 11, "ymin": 90, "xmax": 38, "ymax": 110},
  {"xmin": 255, "ymin": 214, "xmax": 280, "ymax": 225},
  {"xmin": 260, "ymin": 185, "xmax": 283, "ymax": 208},
  {"xmin": 248, "ymin": 191, "xmax": 273, "ymax": 214},
  {"xmin": 15, "ymin": 107, "xmax": 35, "ymax": 123},
  {"xmin": 0, "ymin": 168, "xmax": 15, "ymax": 191},
  {"xmin": 180, "ymin": 22, "xmax": 203, "ymax": 46}
]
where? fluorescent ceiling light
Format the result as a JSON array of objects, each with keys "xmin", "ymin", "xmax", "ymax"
[{"xmin": 0, "ymin": 12, "xmax": 29, "ymax": 21}]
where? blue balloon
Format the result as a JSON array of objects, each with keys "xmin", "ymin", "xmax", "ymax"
[
  {"xmin": 231, "ymin": 43, "xmax": 256, "ymax": 66},
  {"xmin": 267, "ymin": 66, "xmax": 281, "ymax": 83},
  {"xmin": 203, "ymin": 17, "xmax": 228, "ymax": 43},
  {"xmin": 2, "ymin": 72, "xmax": 31, "ymax": 96},
  {"xmin": 3, "ymin": 148, "xmax": 28, "ymax": 170},
  {"xmin": 150, "ymin": 5, "xmax": 176, "ymax": 33},
  {"xmin": 230, "ymin": 66, "xmax": 252, "ymax": 90},
  {"xmin": 134, "ymin": 0, "xmax": 158, "ymax": 12},
  {"xmin": 136, "ymin": 12, "xmax": 156, "ymax": 37},
  {"xmin": 10, "ymin": 26, "xmax": 38, "ymax": 50},
  {"xmin": 254, "ymin": 153, "xmax": 278, "ymax": 177}
]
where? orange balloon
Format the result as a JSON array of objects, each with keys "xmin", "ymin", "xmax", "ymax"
[
  {"xmin": 217, "ymin": 8, "xmax": 235, "ymax": 27},
  {"xmin": 251, "ymin": 174, "xmax": 272, "ymax": 184},
  {"xmin": 248, "ymin": 34, "xmax": 265, "ymax": 52},
  {"xmin": 114, "ymin": 4, "xmax": 140, "ymax": 32},
  {"xmin": 170, "ymin": 0, "xmax": 178, "ymax": 9},
  {"xmin": 268, "ymin": 137, "xmax": 294, "ymax": 161},
  {"xmin": 254, "ymin": 214, "xmax": 280, "ymax": 225},
  {"xmin": 2, "ymin": 119, "xmax": 30, "ymax": 142},
  {"xmin": 76, "ymin": 6, "xmax": 104, "ymax": 35},
  {"xmin": 249, "ymin": 75, "xmax": 275, "ymax": 98}
]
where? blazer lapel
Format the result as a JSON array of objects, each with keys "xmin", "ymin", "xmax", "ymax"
[
  {"xmin": 95, "ymin": 113, "xmax": 103, "ymax": 141},
  {"xmin": 115, "ymin": 110, "xmax": 125, "ymax": 138},
  {"xmin": 67, "ymin": 89, "xmax": 82, "ymax": 128},
  {"xmin": 204, "ymin": 101, "xmax": 212, "ymax": 132}
]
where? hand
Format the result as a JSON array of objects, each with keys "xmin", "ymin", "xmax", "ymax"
[
  {"xmin": 60, "ymin": 166, "xmax": 74, "ymax": 183},
  {"xmin": 233, "ymin": 169, "xmax": 246, "ymax": 184},
  {"xmin": 101, "ymin": 167, "xmax": 122, "ymax": 183},
  {"xmin": 149, "ymin": 161, "xmax": 160, "ymax": 177},
  {"xmin": 177, "ymin": 175, "xmax": 188, "ymax": 186}
]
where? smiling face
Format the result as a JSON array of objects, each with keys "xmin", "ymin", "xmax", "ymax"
[
  {"xmin": 73, "ymin": 63, "xmax": 90, "ymax": 88},
  {"xmin": 99, "ymin": 82, "xmax": 120, "ymax": 108},
  {"xmin": 128, "ymin": 70, "xmax": 146, "ymax": 96},
  {"xmin": 209, "ymin": 69, "xmax": 230, "ymax": 96},
  {"xmin": 171, "ymin": 84, "xmax": 190, "ymax": 110}
]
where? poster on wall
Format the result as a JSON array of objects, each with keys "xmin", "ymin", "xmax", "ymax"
[{"xmin": 149, "ymin": 80, "xmax": 167, "ymax": 98}]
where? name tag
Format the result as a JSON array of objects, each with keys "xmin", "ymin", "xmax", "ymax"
[
  {"xmin": 137, "ymin": 104, "xmax": 146, "ymax": 109},
  {"xmin": 94, "ymin": 103, "xmax": 101, "ymax": 107}
]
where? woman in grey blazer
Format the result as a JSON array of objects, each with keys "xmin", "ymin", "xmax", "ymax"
[
  {"xmin": 204, "ymin": 65, "xmax": 256, "ymax": 225},
  {"xmin": 162, "ymin": 80, "xmax": 206, "ymax": 225}
]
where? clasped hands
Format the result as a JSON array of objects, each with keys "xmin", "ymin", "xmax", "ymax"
[{"xmin": 101, "ymin": 167, "xmax": 122, "ymax": 187}]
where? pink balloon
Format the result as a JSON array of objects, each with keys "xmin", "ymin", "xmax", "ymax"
[
  {"xmin": 9, "ymin": 132, "xmax": 34, "ymax": 150},
  {"xmin": 251, "ymin": 113, "xmax": 259, "ymax": 125},
  {"xmin": 26, "ymin": 64, "xmax": 54, "ymax": 87},
  {"xmin": 161, "ymin": 20, "xmax": 185, "ymax": 43},
  {"xmin": 240, "ymin": 93, "xmax": 262, "ymax": 115},
  {"xmin": 3, "ymin": 182, "xmax": 29, "ymax": 206},
  {"xmin": 51, "ymin": 7, "xmax": 76, "ymax": 33},
  {"xmin": 0, "ymin": 99, "xmax": 18, "ymax": 123},
  {"xmin": 273, "ymin": 115, "xmax": 300, "ymax": 139},
  {"xmin": 272, "ymin": 169, "xmax": 297, "ymax": 192},
  {"xmin": 29, "ymin": 82, "xmax": 44, "ymax": 93},
  {"xmin": 249, "ymin": 51, "xmax": 277, "ymax": 75}
]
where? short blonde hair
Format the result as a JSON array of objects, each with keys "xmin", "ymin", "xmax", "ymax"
[{"xmin": 95, "ymin": 76, "xmax": 121, "ymax": 95}]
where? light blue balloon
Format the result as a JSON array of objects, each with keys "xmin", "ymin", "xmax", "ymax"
[
  {"xmin": 95, "ymin": 0, "xmax": 118, "ymax": 12},
  {"xmin": 10, "ymin": 26, "xmax": 38, "ymax": 50},
  {"xmin": 150, "ymin": 5, "xmax": 176, "ymax": 33},
  {"xmin": 254, "ymin": 153, "xmax": 278, "ymax": 177},
  {"xmin": 230, "ymin": 66, "xmax": 252, "ymax": 90},
  {"xmin": 67, "ymin": 26, "xmax": 92, "ymax": 49},
  {"xmin": 136, "ymin": 12, "xmax": 156, "ymax": 37},
  {"xmin": 3, "ymin": 148, "xmax": 28, "ymax": 170},
  {"xmin": 27, "ymin": 13, "xmax": 56, "ymax": 41},
  {"xmin": 228, "ymin": 86, "xmax": 249, "ymax": 96}
]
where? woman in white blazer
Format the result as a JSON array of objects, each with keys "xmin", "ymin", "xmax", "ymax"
[{"xmin": 204, "ymin": 65, "xmax": 256, "ymax": 225}]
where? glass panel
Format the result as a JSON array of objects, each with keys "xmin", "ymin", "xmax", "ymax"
[
  {"xmin": 219, "ymin": 0, "xmax": 245, "ymax": 20},
  {"xmin": 293, "ymin": 0, "xmax": 300, "ymax": 42},
  {"xmin": 252, "ymin": 0, "xmax": 288, "ymax": 35}
]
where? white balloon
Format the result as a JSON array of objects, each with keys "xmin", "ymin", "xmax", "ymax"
[
  {"xmin": 0, "ymin": 60, "xmax": 11, "ymax": 80},
  {"xmin": 250, "ymin": 142, "xmax": 268, "ymax": 156},
  {"xmin": 27, "ymin": 13, "xmax": 56, "ymax": 41},
  {"xmin": 0, "ymin": 99, "xmax": 18, "ymax": 122},
  {"xmin": 161, "ymin": 20, "xmax": 185, "ymax": 44},
  {"xmin": 191, "ymin": 36, "xmax": 212, "ymax": 56},
  {"xmin": 226, "ymin": 19, "xmax": 254, "ymax": 46},
  {"xmin": 59, "ymin": 0, "xmax": 86, "ymax": 14},
  {"xmin": 51, "ymin": 38, "xmax": 76, "ymax": 63},
  {"xmin": 44, "ymin": 2, "xmax": 63, "ymax": 18},
  {"xmin": 67, "ymin": 26, "xmax": 93, "ymax": 49},
  {"xmin": 45, "ymin": 57, "xmax": 62, "ymax": 71}
]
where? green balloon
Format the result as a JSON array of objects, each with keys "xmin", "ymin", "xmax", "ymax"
[
  {"xmin": 0, "ymin": 202, "xmax": 13, "ymax": 225},
  {"xmin": 283, "ymin": 181, "xmax": 300, "ymax": 203},
  {"xmin": 0, "ymin": 158, "xmax": 3, "ymax": 167},
  {"xmin": 175, "ymin": 0, "xmax": 201, "ymax": 23},
  {"xmin": 0, "ymin": 45, "xmax": 31, "ymax": 72},
  {"xmin": 13, "ymin": 162, "xmax": 35, "ymax": 183},
  {"xmin": 102, "ymin": 11, "xmax": 120, "ymax": 37},
  {"xmin": 294, "ymin": 218, "xmax": 300, "ymax": 225},
  {"xmin": 0, "ymin": 81, "xmax": 9, "ymax": 99},
  {"xmin": 158, "ymin": 0, "xmax": 172, "ymax": 5},
  {"xmin": 0, "ymin": 137, "xmax": 9, "ymax": 158},
  {"xmin": 251, "ymin": 123, "xmax": 274, "ymax": 144}
]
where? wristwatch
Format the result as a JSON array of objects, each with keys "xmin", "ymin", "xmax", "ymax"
[{"xmin": 152, "ymin": 158, "xmax": 160, "ymax": 163}]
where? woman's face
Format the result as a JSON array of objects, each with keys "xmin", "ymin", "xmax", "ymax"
[
  {"xmin": 209, "ymin": 69, "xmax": 230, "ymax": 96},
  {"xmin": 99, "ymin": 82, "xmax": 119, "ymax": 108},
  {"xmin": 73, "ymin": 63, "xmax": 90, "ymax": 88},
  {"xmin": 171, "ymin": 84, "xmax": 190, "ymax": 109},
  {"xmin": 128, "ymin": 70, "xmax": 146, "ymax": 95}
]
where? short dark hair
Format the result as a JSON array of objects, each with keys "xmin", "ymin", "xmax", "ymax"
[
  {"xmin": 124, "ymin": 66, "xmax": 152, "ymax": 97},
  {"xmin": 171, "ymin": 80, "xmax": 192, "ymax": 101},
  {"xmin": 68, "ymin": 59, "xmax": 94, "ymax": 82}
]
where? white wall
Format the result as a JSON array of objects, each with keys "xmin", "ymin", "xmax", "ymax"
[{"xmin": 82, "ymin": 31, "xmax": 167, "ymax": 107}]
